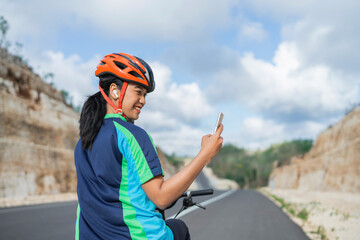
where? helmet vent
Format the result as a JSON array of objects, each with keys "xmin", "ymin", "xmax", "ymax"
[
  {"xmin": 129, "ymin": 71, "xmax": 142, "ymax": 79},
  {"xmin": 114, "ymin": 61, "xmax": 128, "ymax": 70}
]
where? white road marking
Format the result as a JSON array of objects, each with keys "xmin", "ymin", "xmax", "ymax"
[{"xmin": 168, "ymin": 189, "xmax": 237, "ymax": 219}]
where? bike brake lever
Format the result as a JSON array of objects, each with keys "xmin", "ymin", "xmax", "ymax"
[{"xmin": 194, "ymin": 203, "xmax": 206, "ymax": 210}]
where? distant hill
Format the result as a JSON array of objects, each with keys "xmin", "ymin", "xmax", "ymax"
[{"xmin": 208, "ymin": 140, "xmax": 312, "ymax": 189}]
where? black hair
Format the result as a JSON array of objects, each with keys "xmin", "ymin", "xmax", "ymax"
[{"xmin": 79, "ymin": 75, "xmax": 123, "ymax": 149}]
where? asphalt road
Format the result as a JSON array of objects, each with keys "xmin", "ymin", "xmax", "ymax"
[
  {"xmin": 0, "ymin": 190, "xmax": 310, "ymax": 240},
  {"xmin": 181, "ymin": 190, "xmax": 310, "ymax": 240},
  {"xmin": 0, "ymin": 201, "xmax": 77, "ymax": 240}
]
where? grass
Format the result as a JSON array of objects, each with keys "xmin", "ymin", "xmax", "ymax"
[
  {"xmin": 342, "ymin": 213, "xmax": 350, "ymax": 221},
  {"xmin": 330, "ymin": 209, "xmax": 339, "ymax": 216},
  {"xmin": 261, "ymin": 189, "xmax": 335, "ymax": 240},
  {"xmin": 269, "ymin": 193, "xmax": 308, "ymax": 221},
  {"xmin": 310, "ymin": 225, "xmax": 328, "ymax": 240},
  {"xmin": 297, "ymin": 208, "xmax": 309, "ymax": 221},
  {"xmin": 269, "ymin": 193, "xmax": 328, "ymax": 240}
]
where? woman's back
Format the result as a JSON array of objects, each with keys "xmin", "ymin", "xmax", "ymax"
[{"xmin": 75, "ymin": 114, "xmax": 173, "ymax": 240}]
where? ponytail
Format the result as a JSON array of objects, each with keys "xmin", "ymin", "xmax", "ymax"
[
  {"xmin": 79, "ymin": 75, "xmax": 123, "ymax": 150},
  {"xmin": 79, "ymin": 91, "xmax": 107, "ymax": 149}
]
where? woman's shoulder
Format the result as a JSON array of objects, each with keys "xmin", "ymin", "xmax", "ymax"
[
  {"xmin": 110, "ymin": 120, "xmax": 156, "ymax": 153},
  {"xmin": 108, "ymin": 117, "xmax": 149, "ymax": 139}
]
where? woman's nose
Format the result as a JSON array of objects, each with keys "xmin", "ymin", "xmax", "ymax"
[{"xmin": 139, "ymin": 95, "xmax": 146, "ymax": 105}]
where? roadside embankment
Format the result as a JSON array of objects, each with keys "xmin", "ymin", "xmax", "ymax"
[
  {"xmin": 260, "ymin": 187, "xmax": 360, "ymax": 240},
  {"xmin": 0, "ymin": 192, "xmax": 77, "ymax": 208}
]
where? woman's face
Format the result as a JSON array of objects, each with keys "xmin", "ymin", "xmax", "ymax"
[{"xmin": 122, "ymin": 82, "xmax": 147, "ymax": 121}]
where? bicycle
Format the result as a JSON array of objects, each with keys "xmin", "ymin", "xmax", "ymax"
[{"xmin": 156, "ymin": 188, "xmax": 214, "ymax": 220}]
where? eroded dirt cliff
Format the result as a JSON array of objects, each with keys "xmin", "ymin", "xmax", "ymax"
[
  {"xmin": 269, "ymin": 105, "xmax": 360, "ymax": 192},
  {"xmin": 0, "ymin": 49, "xmax": 79, "ymax": 198}
]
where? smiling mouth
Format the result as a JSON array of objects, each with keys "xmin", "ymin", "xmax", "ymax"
[{"xmin": 134, "ymin": 106, "xmax": 142, "ymax": 113}]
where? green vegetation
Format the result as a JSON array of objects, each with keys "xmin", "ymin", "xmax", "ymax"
[
  {"xmin": 345, "ymin": 102, "xmax": 360, "ymax": 116},
  {"xmin": 0, "ymin": 16, "xmax": 10, "ymax": 49},
  {"xmin": 261, "ymin": 189, "xmax": 329, "ymax": 240},
  {"xmin": 61, "ymin": 90, "xmax": 81, "ymax": 113},
  {"xmin": 342, "ymin": 213, "xmax": 350, "ymax": 221},
  {"xmin": 208, "ymin": 140, "xmax": 312, "ymax": 188},
  {"xmin": 263, "ymin": 190, "xmax": 309, "ymax": 222},
  {"xmin": 1, "ymin": 16, "xmax": 27, "ymax": 63},
  {"xmin": 297, "ymin": 208, "xmax": 309, "ymax": 221},
  {"xmin": 163, "ymin": 152, "xmax": 186, "ymax": 168},
  {"xmin": 310, "ymin": 225, "xmax": 328, "ymax": 240},
  {"xmin": 271, "ymin": 193, "xmax": 297, "ymax": 217}
]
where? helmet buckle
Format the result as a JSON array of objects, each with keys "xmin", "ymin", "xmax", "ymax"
[{"xmin": 115, "ymin": 109, "xmax": 123, "ymax": 115}]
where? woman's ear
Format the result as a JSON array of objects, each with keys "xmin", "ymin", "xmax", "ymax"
[{"xmin": 109, "ymin": 83, "xmax": 119, "ymax": 99}]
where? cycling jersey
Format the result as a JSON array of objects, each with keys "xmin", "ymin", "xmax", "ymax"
[{"xmin": 75, "ymin": 114, "xmax": 173, "ymax": 240}]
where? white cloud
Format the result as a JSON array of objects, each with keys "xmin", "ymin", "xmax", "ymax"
[
  {"xmin": 243, "ymin": 0, "xmax": 355, "ymax": 20},
  {"xmin": 228, "ymin": 116, "xmax": 328, "ymax": 151},
  {"xmin": 145, "ymin": 120, "xmax": 205, "ymax": 156},
  {"xmin": 212, "ymin": 39, "xmax": 356, "ymax": 151},
  {"xmin": 241, "ymin": 117, "xmax": 285, "ymax": 148},
  {"xmin": 80, "ymin": 0, "xmax": 237, "ymax": 41},
  {"xmin": 212, "ymin": 42, "xmax": 359, "ymax": 122},
  {"xmin": 137, "ymin": 62, "xmax": 214, "ymax": 155},
  {"xmin": 2, "ymin": 1, "xmax": 72, "ymax": 45},
  {"xmin": 2, "ymin": 0, "xmax": 238, "ymax": 42},
  {"xmin": 29, "ymin": 51, "xmax": 99, "ymax": 106},
  {"xmin": 245, "ymin": 0, "xmax": 360, "ymax": 73},
  {"xmin": 282, "ymin": 19, "xmax": 360, "ymax": 73},
  {"xmin": 144, "ymin": 62, "xmax": 214, "ymax": 124},
  {"xmin": 3, "ymin": 0, "xmax": 359, "ymax": 156},
  {"xmin": 239, "ymin": 22, "xmax": 267, "ymax": 41}
]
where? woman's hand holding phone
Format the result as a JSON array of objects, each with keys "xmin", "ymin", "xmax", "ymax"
[{"xmin": 200, "ymin": 113, "xmax": 224, "ymax": 163}]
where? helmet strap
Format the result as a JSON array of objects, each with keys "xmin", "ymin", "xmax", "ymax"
[
  {"xmin": 98, "ymin": 81, "xmax": 128, "ymax": 118},
  {"xmin": 116, "ymin": 81, "xmax": 128, "ymax": 117}
]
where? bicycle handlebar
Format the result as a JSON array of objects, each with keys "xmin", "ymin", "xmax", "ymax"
[
  {"xmin": 157, "ymin": 188, "xmax": 214, "ymax": 220},
  {"xmin": 181, "ymin": 188, "xmax": 214, "ymax": 197},
  {"xmin": 164, "ymin": 188, "xmax": 214, "ymax": 210}
]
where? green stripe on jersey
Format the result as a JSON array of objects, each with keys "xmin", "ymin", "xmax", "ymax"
[
  {"xmin": 75, "ymin": 204, "xmax": 80, "ymax": 240},
  {"xmin": 119, "ymin": 156, "xmax": 147, "ymax": 239},
  {"xmin": 113, "ymin": 121, "xmax": 154, "ymax": 184}
]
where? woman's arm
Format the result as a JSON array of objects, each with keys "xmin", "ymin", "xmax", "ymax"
[{"xmin": 142, "ymin": 124, "xmax": 224, "ymax": 209}]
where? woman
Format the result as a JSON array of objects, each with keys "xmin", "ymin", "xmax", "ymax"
[{"xmin": 74, "ymin": 53, "xmax": 223, "ymax": 240}]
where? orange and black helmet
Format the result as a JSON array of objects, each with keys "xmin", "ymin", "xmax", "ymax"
[{"xmin": 95, "ymin": 53, "xmax": 155, "ymax": 93}]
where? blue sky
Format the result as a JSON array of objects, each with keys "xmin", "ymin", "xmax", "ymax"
[{"xmin": 2, "ymin": 0, "xmax": 360, "ymax": 156}]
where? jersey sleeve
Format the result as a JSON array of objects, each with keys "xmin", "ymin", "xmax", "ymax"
[{"xmin": 113, "ymin": 121, "xmax": 164, "ymax": 184}]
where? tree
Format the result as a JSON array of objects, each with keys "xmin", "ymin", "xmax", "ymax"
[
  {"xmin": 61, "ymin": 90, "xmax": 73, "ymax": 107},
  {"xmin": 0, "ymin": 16, "xmax": 10, "ymax": 49},
  {"xmin": 43, "ymin": 72, "xmax": 55, "ymax": 86}
]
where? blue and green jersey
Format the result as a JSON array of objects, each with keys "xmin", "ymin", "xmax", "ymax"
[{"xmin": 74, "ymin": 114, "xmax": 173, "ymax": 239}]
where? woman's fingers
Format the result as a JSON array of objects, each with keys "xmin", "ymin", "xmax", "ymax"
[{"xmin": 214, "ymin": 124, "xmax": 223, "ymax": 136}]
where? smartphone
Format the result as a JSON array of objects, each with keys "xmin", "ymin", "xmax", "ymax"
[{"xmin": 213, "ymin": 112, "xmax": 224, "ymax": 134}]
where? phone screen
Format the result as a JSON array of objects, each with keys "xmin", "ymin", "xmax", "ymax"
[{"xmin": 214, "ymin": 112, "xmax": 224, "ymax": 134}]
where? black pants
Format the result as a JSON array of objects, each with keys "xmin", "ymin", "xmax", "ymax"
[{"xmin": 165, "ymin": 219, "xmax": 191, "ymax": 240}]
